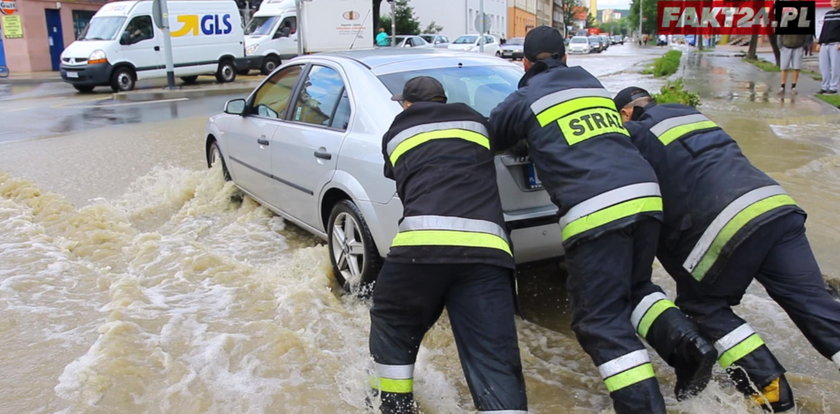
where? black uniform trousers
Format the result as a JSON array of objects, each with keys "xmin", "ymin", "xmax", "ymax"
[
  {"xmin": 664, "ymin": 212, "xmax": 840, "ymax": 388},
  {"xmin": 565, "ymin": 218, "xmax": 668, "ymax": 414},
  {"xmin": 369, "ymin": 261, "xmax": 527, "ymax": 412}
]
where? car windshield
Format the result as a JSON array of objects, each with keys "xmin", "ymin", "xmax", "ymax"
[
  {"xmin": 507, "ymin": 37, "xmax": 524, "ymax": 45},
  {"xmin": 245, "ymin": 16, "xmax": 280, "ymax": 36},
  {"xmin": 571, "ymin": 37, "xmax": 588, "ymax": 43},
  {"xmin": 378, "ymin": 65, "xmax": 522, "ymax": 117},
  {"xmin": 420, "ymin": 35, "xmax": 434, "ymax": 42},
  {"xmin": 453, "ymin": 35, "xmax": 478, "ymax": 44},
  {"xmin": 78, "ymin": 16, "xmax": 126, "ymax": 40}
]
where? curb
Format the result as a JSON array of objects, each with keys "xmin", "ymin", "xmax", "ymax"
[
  {"xmin": 112, "ymin": 82, "xmax": 259, "ymax": 101},
  {"xmin": 0, "ymin": 76, "xmax": 63, "ymax": 85}
]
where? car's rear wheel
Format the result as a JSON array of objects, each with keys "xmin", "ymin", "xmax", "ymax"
[
  {"xmin": 73, "ymin": 85, "xmax": 95, "ymax": 93},
  {"xmin": 260, "ymin": 55, "xmax": 280, "ymax": 75},
  {"xmin": 215, "ymin": 59, "xmax": 236, "ymax": 83},
  {"xmin": 180, "ymin": 75, "xmax": 198, "ymax": 84},
  {"xmin": 327, "ymin": 200, "xmax": 381, "ymax": 296},
  {"xmin": 207, "ymin": 140, "xmax": 230, "ymax": 181}
]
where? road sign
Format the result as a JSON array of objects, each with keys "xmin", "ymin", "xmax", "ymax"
[
  {"xmin": 0, "ymin": 1, "xmax": 16, "ymax": 16},
  {"xmin": 474, "ymin": 12, "xmax": 491, "ymax": 33}
]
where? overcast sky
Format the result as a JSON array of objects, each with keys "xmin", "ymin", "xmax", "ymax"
[{"xmin": 598, "ymin": 0, "xmax": 633, "ymax": 11}]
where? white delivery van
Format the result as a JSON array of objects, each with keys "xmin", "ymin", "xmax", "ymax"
[
  {"xmin": 241, "ymin": 0, "xmax": 372, "ymax": 75},
  {"xmin": 60, "ymin": 0, "xmax": 247, "ymax": 92}
]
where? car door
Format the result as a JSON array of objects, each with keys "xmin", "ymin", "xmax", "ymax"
[
  {"xmin": 116, "ymin": 15, "xmax": 162, "ymax": 79},
  {"xmin": 268, "ymin": 63, "xmax": 349, "ymax": 227},
  {"xmin": 225, "ymin": 64, "xmax": 303, "ymax": 199}
]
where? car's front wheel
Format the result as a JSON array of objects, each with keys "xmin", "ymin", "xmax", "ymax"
[
  {"xmin": 327, "ymin": 200, "xmax": 381, "ymax": 296},
  {"xmin": 207, "ymin": 140, "xmax": 230, "ymax": 180}
]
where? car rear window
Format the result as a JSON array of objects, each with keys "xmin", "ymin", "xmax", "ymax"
[{"xmin": 378, "ymin": 65, "xmax": 523, "ymax": 117}]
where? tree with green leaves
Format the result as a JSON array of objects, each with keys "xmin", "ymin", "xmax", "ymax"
[
  {"xmin": 378, "ymin": 0, "xmax": 421, "ymax": 35},
  {"xmin": 424, "ymin": 21, "xmax": 444, "ymax": 34},
  {"xmin": 558, "ymin": 0, "xmax": 585, "ymax": 36},
  {"xmin": 629, "ymin": 0, "xmax": 657, "ymax": 36}
]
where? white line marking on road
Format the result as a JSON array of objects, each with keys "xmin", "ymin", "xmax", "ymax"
[{"xmin": 56, "ymin": 97, "xmax": 190, "ymax": 108}]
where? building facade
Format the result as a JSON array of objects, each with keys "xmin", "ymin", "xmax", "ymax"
[
  {"xmin": 384, "ymin": 0, "xmax": 508, "ymax": 42},
  {"xmin": 507, "ymin": 0, "xmax": 535, "ymax": 38},
  {"xmin": 1, "ymin": 0, "xmax": 110, "ymax": 73}
]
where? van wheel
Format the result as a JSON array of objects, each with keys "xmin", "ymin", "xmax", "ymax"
[
  {"xmin": 180, "ymin": 75, "xmax": 198, "ymax": 84},
  {"xmin": 327, "ymin": 200, "xmax": 381, "ymax": 297},
  {"xmin": 215, "ymin": 60, "xmax": 236, "ymax": 83},
  {"xmin": 73, "ymin": 85, "xmax": 95, "ymax": 93},
  {"xmin": 260, "ymin": 56, "xmax": 280, "ymax": 75},
  {"xmin": 110, "ymin": 67, "xmax": 135, "ymax": 92}
]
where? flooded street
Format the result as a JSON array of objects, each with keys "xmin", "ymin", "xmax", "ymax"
[{"xmin": 1, "ymin": 45, "xmax": 839, "ymax": 413}]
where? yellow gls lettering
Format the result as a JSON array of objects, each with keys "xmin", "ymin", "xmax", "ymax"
[
  {"xmin": 558, "ymin": 108, "xmax": 628, "ymax": 145},
  {"xmin": 170, "ymin": 14, "xmax": 233, "ymax": 37}
]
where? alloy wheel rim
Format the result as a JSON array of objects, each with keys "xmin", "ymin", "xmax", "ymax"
[{"xmin": 331, "ymin": 211, "xmax": 365, "ymax": 289}]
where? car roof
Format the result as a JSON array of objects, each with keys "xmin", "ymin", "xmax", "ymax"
[{"xmin": 306, "ymin": 48, "xmax": 514, "ymax": 74}]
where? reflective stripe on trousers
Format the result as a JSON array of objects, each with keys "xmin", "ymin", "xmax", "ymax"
[
  {"xmin": 682, "ymin": 185, "xmax": 797, "ymax": 281},
  {"xmin": 597, "ymin": 349, "xmax": 656, "ymax": 392},
  {"xmin": 714, "ymin": 323, "xmax": 766, "ymax": 368},
  {"xmin": 392, "ymin": 215, "xmax": 512, "ymax": 255},
  {"xmin": 370, "ymin": 362, "xmax": 414, "ymax": 393},
  {"xmin": 386, "ymin": 120, "xmax": 490, "ymax": 165},
  {"xmin": 648, "ymin": 113, "xmax": 718, "ymax": 145},
  {"xmin": 630, "ymin": 292, "xmax": 677, "ymax": 338},
  {"xmin": 559, "ymin": 182, "xmax": 662, "ymax": 241}
]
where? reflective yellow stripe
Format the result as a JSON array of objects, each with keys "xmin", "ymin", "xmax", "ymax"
[
  {"xmin": 535, "ymin": 96, "xmax": 616, "ymax": 126},
  {"xmin": 657, "ymin": 120, "xmax": 718, "ymax": 145},
  {"xmin": 389, "ymin": 129, "xmax": 490, "ymax": 165},
  {"xmin": 557, "ymin": 107, "xmax": 629, "ymax": 146},
  {"xmin": 369, "ymin": 376, "xmax": 414, "ymax": 393},
  {"xmin": 603, "ymin": 363, "xmax": 656, "ymax": 392},
  {"xmin": 718, "ymin": 334, "xmax": 765, "ymax": 368},
  {"xmin": 637, "ymin": 300, "xmax": 677, "ymax": 338},
  {"xmin": 691, "ymin": 194, "xmax": 797, "ymax": 281},
  {"xmin": 561, "ymin": 197, "xmax": 663, "ymax": 240},
  {"xmin": 391, "ymin": 230, "xmax": 512, "ymax": 255}
]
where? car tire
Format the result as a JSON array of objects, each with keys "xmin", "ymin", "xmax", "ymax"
[
  {"xmin": 207, "ymin": 140, "xmax": 231, "ymax": 181},
  {"xmin": 73, "ymin": 85, "xmax": 95, "ymax": 93},
  {"xmin": 260, "ymin": 55, "xmax": 280, "ymax": 75},
  {"xmin": 215, "ymin": 59, "xmax": 236, "ymax": 83},
  {"xmin": 327, "ymin": 200, "xmax": 381, "ymax": 296},
  {"xmin": 110, "ymin": 66, "xmax": 135, "ymax": 92},
  {"xmin": 180, "ymin": 75, "xmax": 198, "ymax": 84}
]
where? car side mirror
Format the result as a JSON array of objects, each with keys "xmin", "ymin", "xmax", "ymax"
[{"xmin": 224, "ymin": 98, "xmax": 247, "ymax": 115}]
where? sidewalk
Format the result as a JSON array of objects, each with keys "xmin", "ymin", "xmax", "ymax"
[{"xmin": 0, "ymin": 69, "xmax": 264, "ymax": 100}]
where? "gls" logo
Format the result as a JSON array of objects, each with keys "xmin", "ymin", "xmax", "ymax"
[{"xmin": 171, "ymin": 14, "xmax": 233, "ymax": 37}]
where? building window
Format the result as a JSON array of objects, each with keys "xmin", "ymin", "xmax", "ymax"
[{"xmin": 72, "ymin": 10, "xmax": 96, "ymax": 40}]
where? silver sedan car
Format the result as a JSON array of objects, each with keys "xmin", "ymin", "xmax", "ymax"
[{"xmin": 204, "ymin": 48, "xmax": 562, "ymax": 294}]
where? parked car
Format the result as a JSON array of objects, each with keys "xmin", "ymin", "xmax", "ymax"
[
  {"xmin": 420, "ymin": 34, "xmax": 451, "ymax": 48},
  {"xmin": 599, "ymin": 35, "xmax": 611, "ymax": 51},
  {"xmin": 499, "ymin": 36, "xmax": 525, "ymax": 60},
  {"xmin": 567, "ymin": 36, "xmax": 590, "ymax": 54},
  {"xmin": 587, "ymin": 36, "xmax": 602, "ymax": 53},
  {"xmin": 381, "ymin": 35, "xmax": 432, "ymax": 48},
  {"xmin": 448, "ymin": 34, "xmax": 501, "ymax": 56},
  {"xmin": 612, "ymin": 35, "xmax": 624, "ymax": 45},
  {"xmin": 204, "ymin": 49, "xmax": 563, "ymax": 294}
]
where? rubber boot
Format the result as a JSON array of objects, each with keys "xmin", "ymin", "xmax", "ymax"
[
  {"xmin": 751, "ymin": 375, "xmax": 795, "ymax": 412},
  {"xmin": 379, "ymin": 391, "xmax": 418, "ymax": 414},
  {"xmin": 644, "ymin": 308, "xmax": 718, "ymax": 400}
]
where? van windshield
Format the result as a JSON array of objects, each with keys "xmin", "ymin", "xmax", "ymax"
[
  {"xmin": 79, "ymin": 16, "xmax": 126, "ymax": 41},
  {"xmin": 246, "ymin": 16, "xmax": 280, "ymax": 36}
]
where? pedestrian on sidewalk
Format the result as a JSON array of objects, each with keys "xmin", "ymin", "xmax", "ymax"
[
  {"xmin": 488, "ymin": 26, "xmax": 716, "ymax": 414},
  {"xmin": 614, "ymin": 86, "xmax": 840, "ymax": 413},
  {"xmin": 817, "ymin": 0, "xmax": 840, "ymax": 94},
  {"xmin": 777, "ymin": 34, "xmax": 811, "ymax": 95},
  {"xmin": 368, "ymin": 76, "xmax": 528, "ymax": 414}
]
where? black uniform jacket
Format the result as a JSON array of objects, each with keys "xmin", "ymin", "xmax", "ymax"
[
  {"xmin": 625, "ymin": 103, "xmax": 803, "ymax": 282},
  {"xmin": 382, "ymin": 101, "xmax": 515, "ymax": 270},
  {"xmin": 489, "ymin": 58, "xmax": 662, "ymax": 248}
]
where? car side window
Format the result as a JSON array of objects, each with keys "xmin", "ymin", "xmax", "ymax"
[
  {"xmin": 122, "ymin": 16, "xmax": 153, "ymax": 44},
  {"xmin": 291, "ymin": 65, "xmax": 347, "ymax": 128},
  {"xmin": 485, "ymin": 35, "xmax": 494, "ymax": 44},
  {"xmin": 330, "ymin": 89, "xmax": 351, "ymax": 130},
  {"xmin": 252, "ymin": 65, "xmax": 303, "ymax": 119}
]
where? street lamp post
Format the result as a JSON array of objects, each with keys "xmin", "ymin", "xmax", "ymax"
[{"xmin": 638, "ymin": 0, "xmax": 643, "ymax": 40}]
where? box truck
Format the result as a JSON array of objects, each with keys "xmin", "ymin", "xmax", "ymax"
[
  {"xmin": 241, "ymin": 0, "xmax": 372, "ymax": 75},
  {"xmin": 60, "ymin": 0, "xmax": 246, "ymax": 92}
]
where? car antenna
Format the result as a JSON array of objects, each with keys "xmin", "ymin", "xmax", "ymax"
[{"xmin": 349, "ymin": 9, "xmax": 371, "ymax": 50}]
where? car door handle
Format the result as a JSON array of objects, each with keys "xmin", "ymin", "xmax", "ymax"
[
  {"xmin": 314, "ymin": 150, "xmax": 332, "ymax": 160},
  {"xmin": 257, "ymin": 138, "xmax": 270, "ymax": 146},
  {"xmin": 154, "ymin": 46, "xmax": 160, "ymax": 51}
]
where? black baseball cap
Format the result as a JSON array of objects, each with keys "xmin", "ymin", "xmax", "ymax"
[
  {"xmin": 391, "ymin": 76, "xmax": 447, "ymax": 103},
  {"xmin": 613, "ymin": 86, "xmax": 652, "ymax": 109},
  {"xmin": 523, "ymin": 25, "xmax": 566, "ymax": 61}
]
